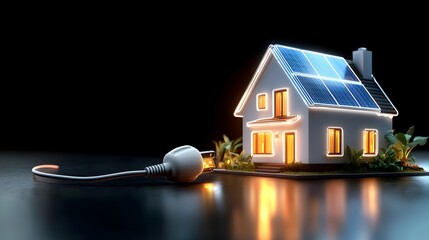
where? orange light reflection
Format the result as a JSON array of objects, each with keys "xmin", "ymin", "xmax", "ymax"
[
  {"xmin": 361, "ymin": 178, "xmax": 380, "ymax": 226},
  {"xmin": 241, "ymin": 178, "xmax": 303, "ymax": 240}
]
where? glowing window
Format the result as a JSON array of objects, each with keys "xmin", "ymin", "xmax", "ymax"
[
  {"xmin": 257, "ymin": 94, "xmax": 267, "ymax": 110},
  {"xmin": 327, "ymin": 127, "xmax": 343, "ymax": 156},
  {"xmin": 252, "ymin": 132, "xmax": 272, "ymax": 154},
  {"xmin": 285, "ymin": 132, "xmax": 295, "ymax": 164},
  {"xmin": 363, "ymin": 129, "xmax": 378, "ymax": 156},
  {"xmin": 274, "ymin": 89, "xmax": 287, "ymax": 117}
]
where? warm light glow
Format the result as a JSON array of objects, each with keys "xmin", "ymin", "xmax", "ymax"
[
  {"xmin": 285, "ymin": 132, "xmax": 295, "ymax": 164},
  {"xmin": 203, "ymin": 183, "xmax": 215, "ymax": 192},
  {"xmin": 246, "ymin": 115, "xmax": 301, "ymax": 127},
  {"xmin": 335, "ymin": 130, "xmax": 341, "ymax": 153},
  {"xmin": 275, "ymin": 92, "xmax": 281, "ymax": 116},
  {"xmin": 274, "ymin": 89, "xmax": 288, "ymax": 117},
  {"xmin": 35, "ymin": 164, "xmax": 59, "ymax": 170},
  {"xmin": 329, "ymin": 129, "xmax": 335, "ymax": 153},
  {"xmin": 244, "ymin": 179, "xmax": 280, "ymax": 239},
  {"xmin": 257, "ymin": 93, "xmax": 267, "ymax": 110},
  {"xmin": 201, "ymin": 150, "xmax": 215, "ymax": 173},
  {"xmin": 361, "ymin": 178, "xmax": 379, "ymax": 226},
  {"xmin": 327, "ymin": 127, "xmax": 343, "ymax": 156},
  {"xmin": 363, "ymin": 129, "xmax": 378, "ymax": 156},
  {"xmin": 202, "ymin": 158, "xmax": 215, "ymax": 173},
  {"xmin": 252, "ymin": 132, "xmax": 273, "ymax": 154},
  {"xmin": 257, "ymin": 180, "xmax": 277, "ymax": 240},
  {"xmin": 201, "ymin": 181, "xmax": 222, "ymax": 209},
  {"xmin": 32, "ymin": 164, "xmax": 60, "ymax": 173}
]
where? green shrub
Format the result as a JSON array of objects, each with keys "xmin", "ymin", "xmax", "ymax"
[
  {"xmin": 368, "ymin": 148, "xmax": 403, "ymax": 172},
  {"xmin": 344, "ymin": 145, "xmax": 364, "ymax": 171},
  {"xmin": 384, "ymin": 126, "xmax": 428, "ymax": 169},
  {"xmin": 213, "ymin": 134, "xmax": 253, "ymax": 170}
]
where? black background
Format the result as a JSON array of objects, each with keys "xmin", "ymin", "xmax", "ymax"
[{"xmin": 3, "ymin": 5, "xmax": 428, "ymax": 157}]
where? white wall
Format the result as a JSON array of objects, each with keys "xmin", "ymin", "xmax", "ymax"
[
  {"xmin": 238, "ymin": 51, "xmax": 395, "ymax": 165},
  {"xmin": 241, "ymin": 56, "xmax": 309, "ymax": 164},
  {"xmin": 308, "ymin": 108, "xmax": 393, "ymax": 164}
]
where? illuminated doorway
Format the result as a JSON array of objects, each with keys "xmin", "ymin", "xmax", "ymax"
[{"xmin": 284, "ymin": 132, "xmax": 295, "ymax": 164}]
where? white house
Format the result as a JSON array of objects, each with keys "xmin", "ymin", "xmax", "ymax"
[{"xmin": 234, "ymin": 44, "xmax": 398, "ymax": 166}]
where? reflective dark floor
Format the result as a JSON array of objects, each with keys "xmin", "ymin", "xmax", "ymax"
[{"xmin": 1, "ymin": 151, "xmax": 429, "ymax": 240}]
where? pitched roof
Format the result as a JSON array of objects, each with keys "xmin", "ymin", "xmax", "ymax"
[
  {"xmin": 234, "ymin": 44, "xmax": 398, "ymax": 117},
  {"xmin": 348, "ymin": 61, "xmax": 398, "ymax": 115}
]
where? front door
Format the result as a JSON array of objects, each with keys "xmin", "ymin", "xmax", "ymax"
[{"xmin": 285, "ymin": 132, "xmax": 295, "ymax": 164}]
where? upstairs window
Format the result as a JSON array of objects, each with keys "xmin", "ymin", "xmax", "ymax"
[
  {"xmin": 257, "ymin": 93, "xmax": 267, "ymax": 110},
  {"xmin": 274, "ymin": 89, "xmax": 287, "ymax": 117}
]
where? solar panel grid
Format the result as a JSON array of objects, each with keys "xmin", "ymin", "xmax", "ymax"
[
  {"xmin": 303, "ymin": 51, "xmax": 340, "ymax": 79},
  {"xmin": 272, "ymin": 47, "xmax": 314, "ymax": 106},
  {"xmin": 323, "ymin": 80, "xmax": 359, "ymax": 107},
  {"xmin": 277, "ymin": 47, "xmax": 317, "ymax": 75},
  {"xmin": 325, "ymin": 56, "xmax": 360, "ymax": 82},
  {"xmin": 345, "ymin": 83, "xmax": 379, "ymax": 109},
  {"xmin": 295, "ymin": 76, "xmax": 337, "ymax": 105},
  {"xmin": 274, "ymin": 44, "xmax": 380, "ymax": 111}
]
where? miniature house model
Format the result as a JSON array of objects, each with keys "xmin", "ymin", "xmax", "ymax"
[{"xmin": 234, "ymin": 44, "xmax": 398, "ymax": 165}]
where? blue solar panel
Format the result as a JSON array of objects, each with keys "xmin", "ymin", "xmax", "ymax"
[
  {"xmin": 304, "ymin": 51, "xmax": 339, "ymax": 79},
  {"xmin": 295, "ymin": 76, "xmax": 337, "ymax": 105},
  {"xmin": 345, "ymin": 83, "xmax": 379, "ymax": 108},
  {"xmin": 277, "ymin": 47, "xmax": 317, "ymax": 75},
  {"xmin": 272, "ymin": 44, "xmax": 380, "ymax": 111},
  {"xmin": 325, "ymin": 56, "xmax": 360, "ymax": 81},
  {"xmin": 323, "ymin": 80, "xmax": 360, "ymax": 107}
]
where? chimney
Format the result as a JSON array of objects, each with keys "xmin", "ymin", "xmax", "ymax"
[{"xmin": 352, "ymin": 47, "xmax": 372, "ymax": 79}]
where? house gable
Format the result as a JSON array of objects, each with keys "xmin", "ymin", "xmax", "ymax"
[{"xmin": 235, "ymin": 44, "xmax": 398, "ymax": 118}]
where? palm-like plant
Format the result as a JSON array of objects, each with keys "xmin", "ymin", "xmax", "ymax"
[
  {"xmin": 227, "ymin": 150, "xmax": 253, "ymax": 170},
  {"xmin": 384, "ymin": 126, "xmax": 428, "ymax": 165},
  {"xmin": 212, "ymin": 134, "xmax": 245, "ymax": 168},
  {"xmin": 345, "ymin": 145, "xmax": 363, "ymax": 171}
]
